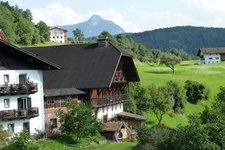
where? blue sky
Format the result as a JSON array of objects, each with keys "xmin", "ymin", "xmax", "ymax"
[{"xmin": 2, "ymin": 0, "xmax": 225, "ymax": 32}]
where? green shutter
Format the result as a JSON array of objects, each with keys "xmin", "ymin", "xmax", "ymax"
[
  {"xmin": 18, "ymin": 98, "xmax": 22, "ymax": 110},
  {"xmin": 19, "ymin": 74, "xmax": 27, "ymax": 84},
  {"xmin": 27, "ymin": 97, "xmax": 32, "ymax": 109}
]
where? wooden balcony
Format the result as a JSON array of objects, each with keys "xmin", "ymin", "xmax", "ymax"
[
  {"xmin": 113, "ymin": 71, "xmax": 126, "ymax": 83},
  {"xmin": 0, "ymin": 107, "xmax": 39, "ymax": 120},
  {"xmin": 44, "ymin": 100, "xmax": 66, "ymax": 109},
  {"xmin": 0, "ymin": 83, "xmax": 38, "ymax": 96},
  {"xmin": 91, "ymin": 94, "xmax": 128, "ymax": 108}
]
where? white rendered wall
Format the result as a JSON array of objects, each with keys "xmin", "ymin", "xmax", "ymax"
[
  {"xmin": 202, "ymin": 54, "xmax": 221, "ymax": 64},
  {"xmin": 50, "ymin": 29, "xmax": 65, "ymax": 43},
  {"xmin": 97, "ymin": 103, "xmax": 123, "ymax": 121},
  {"xmin": 0, "ymin": 70, "xmax": 45, "ymax": 135}
]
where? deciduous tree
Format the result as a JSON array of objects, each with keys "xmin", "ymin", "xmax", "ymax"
[
  {"xmin": 58, "ymin": 102, "xmax": 102, "ymax": 139},
  {"xmin": 160, "ymin": 53, "xmax": 181, "ymax": 74}
]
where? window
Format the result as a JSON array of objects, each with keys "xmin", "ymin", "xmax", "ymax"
[
  {"xmin": 111, "ymin": 105, "xmax": 114, "ymax": 111},
  {"xmin": 4, "ymin": 99, "xmax": 10, "ymax": 108},
  {"xmin": 216, "ymin": 57, "xmax": 220, "ymax": 59},
  {"xmin": 102, "ymin": 107, "xmax": 105, "ymax": 113},
  {"xmin": 61, "ymin": 36, "xmax": 63, "ymax": 39},
  {"xmin": 19, "ymin": 74, "xmax": 27, "ymax": 84},
  {"xmin": 47, "ymin": 100, "xmax": 55, "ymax": 104},
  {"xmin": 50, "ymin": 118, "xmax": 57, "ymax": 129},
  {"xmin": 8, "ymin": 124, "xmax": 14, "ymax": 133},
  {"xmin": 115, "ymin": 104, "xmax": 117, "ymax": 110},
  {"xmin": 57, "ymin": 36, "xmax": 59, "ymax": 39},
  {"xmin": 120, "ymin": 103, "xmax": 122, "ymax": 109},
  {"xmin": 209, "ymin": 57, "xmax": 212, "ymax": 60},
  {"xmin": 4, "ymin": 74, "xmax": 9, "ymax": 83},
  {"xmin": 53, "ymin": 36, "xmax": 55, "ymax": 39}
]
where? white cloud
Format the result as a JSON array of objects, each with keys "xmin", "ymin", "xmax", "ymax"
[
  {"xmin": 87, "ymin": 8, "xmax": 141, "ymax": 32},
  {"xmin": 31, "ymin": 3, "xmax": 85, "ymax": 26},
  {"xmin": 31, "ymin": 4, "xmax": 140, "ymax": 32},
  {"xmin": 183, "ymin": 0, "xmax": 225, "ymax": 27},
  {"xmin": 131, "ymin": 8, "xmax": 195, "ymax": 30},
  {"xmin": 183, "ymin": 0, "xmax": 225, "ymax": 14}
]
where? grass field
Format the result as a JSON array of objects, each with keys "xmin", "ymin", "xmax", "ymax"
[
  {"xmin": 38, "ymin": 140, "xmax": 137, "ymax": 150},
  {"xmin": 135, "ymin": 60, "xmax": 225, "ymax": 127}
]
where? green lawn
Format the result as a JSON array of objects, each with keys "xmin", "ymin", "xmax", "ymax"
[
  {"xmin": 136, "ymin": 60, "xmax": 225, "ymax": 127},
  {"xmin": 38, "ymin": 140, "xmax": 137, "ymax": 150}
]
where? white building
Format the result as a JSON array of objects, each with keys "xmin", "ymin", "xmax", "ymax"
[
  {"xmin": 50, "ymin": 27, "xmax": 67, "ymax": 43},
  {"xmin": 0, "ymin": 39, "xmax": 61, "ymax": 135},
  {"xmin": 197, "ymin": 48, "xmax": 225, "ymax": 64}
]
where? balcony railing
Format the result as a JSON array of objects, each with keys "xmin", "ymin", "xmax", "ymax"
[
  {"xmin": 91, "ymin": 94, "xmax": 128, "ymax": 108},
  {"xmin": 44, "ymin": 101, "xmax": 66, "ymax": 109},
  {"xmin": 0, "ymin": 83, "xmax": 38, "ymax": 95},
  {"xmin": 0, "ymin": 107, "xmax": 39, "ymax": 120}
]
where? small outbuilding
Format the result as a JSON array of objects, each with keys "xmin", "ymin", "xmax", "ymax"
[
  {"xmin": 117, "ymin": 112, "xmax": 147, "ymax": 129},
  {"xmin": 102, "ymin": 121, "xmax": 131, "ymax": 141}
]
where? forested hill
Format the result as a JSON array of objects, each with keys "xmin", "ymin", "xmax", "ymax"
[
  {"xmin": 0, "ymin": 2, "xmax": 50, "ymax": 45},
  {"xmin": 130, "ymin": 26, "xmax": 225, "ymax": 55}
]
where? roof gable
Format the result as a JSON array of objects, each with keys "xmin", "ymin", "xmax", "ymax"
[
  {"xmin": 50, "ymin": 27, "xmax": 67, "ymax": 32},
  {"xmin": 25, "ymin": 42, "xmax": 139, "ymax": 89},
  {"xmin": 0, "ymin": 39, "xmax": 61, "ymax": 70},
  {"xmin": 198, "ymin": 47, "xmax": 225, "ymax": 56}
]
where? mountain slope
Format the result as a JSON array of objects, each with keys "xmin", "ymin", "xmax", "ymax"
[
  {"xmin": 59, "ymin": 15, "xmax": 125, "ymax": 38},
  {"xmin": 130, "ymin": 26, "xmax": 225, "ymax": 55}
]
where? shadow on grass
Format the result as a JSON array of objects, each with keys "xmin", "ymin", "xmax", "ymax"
[
  {"xmin": 145, "ymin": 70, "xmax": 171, "ymax": 74},
  {"xmin": 180, "ymin": 64, "xmax": 192, "ymax": 66},
  {"xmin": 51, "ymin": 134, "xmax": 79, "ymax": 145}
]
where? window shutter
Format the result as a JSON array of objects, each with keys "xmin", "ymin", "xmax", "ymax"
[
  {"xmin": 27, "ymin": 97, "xmax": 32, "ymax": 109},
  {"xmin": 17, "ymin": 98, "xmax": 22, "ymax": 110}
]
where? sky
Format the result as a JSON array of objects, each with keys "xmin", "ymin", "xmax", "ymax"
[{"xmin": 2, "ymin": 0, "xmax": 225, "ymax": 32}]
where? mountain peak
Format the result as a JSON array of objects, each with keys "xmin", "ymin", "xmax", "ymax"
[
  {"xmin": 59, "ymin": 15, "xmax": 125, "ymax": 38},
  {"xmin": 88, "ymin": 15, "xmax": 103, "ymax": 26}
]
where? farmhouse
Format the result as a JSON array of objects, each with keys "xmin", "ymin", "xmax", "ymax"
[
  {"xmin": 25, "ymin": 37, "xmax": 146, "ymax": 136},
  {"xmin": 50, "ymin": 27, "xmax": 68, "ymax": 43},
  {"xmin": 197, "ymin": 47, "xmax": 225, "ymax": 64},
  {"xmin": 0, "ymin": 39, "xmax": 61, "ymax": 135}
]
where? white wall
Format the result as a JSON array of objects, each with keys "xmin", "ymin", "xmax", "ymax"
[
  {"xmin": 0, "ymin": 70, "xmax": 45, "ymax": 135},
  {"xmin": 202, "ymin": 54, "xmax": 221, "ymax": 64},
  {"xmin": 50, "ymin": 29, "xmax": 65, "ymax": 43},
  {"xmin": 97, "ymin": 103, "xmax": 123, "ymax": 121}
]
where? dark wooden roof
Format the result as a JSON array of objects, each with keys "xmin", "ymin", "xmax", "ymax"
[
  {"xmin": 103, "ymin": 121, "xmax": 130, "ymax": 132},
  {"xmin": 45, "ymin": 88, "xmax": 85, "ymax": 97},
  {"xmin": 24, "ymin": 43, "xmax": 139, "ymax": 89},
  {"xmin": 117, "ymin": 112, "xmax": 147, "ymax": 121},
  {"xmin": 0, "ymin": 39, "xmax": 62, "ymax": 70},
  {"xmin": 197, "ymin": 47, "xmax": 225, "ymax": 56}
]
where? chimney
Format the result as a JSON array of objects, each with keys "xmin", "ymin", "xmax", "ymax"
[
  {"xmin": 97, "ymin": 35, "xmax": 108, "ymax": 47},
  {"xmin": 0, "ymin": 29, "xmax": 8, "ymax": 42}
]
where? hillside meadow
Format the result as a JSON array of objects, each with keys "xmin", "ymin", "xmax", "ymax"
[{"xmin": 135, "ymin": 60, "xmax": 225, "ymax": 127}]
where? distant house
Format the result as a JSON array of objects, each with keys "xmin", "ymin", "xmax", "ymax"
[
  {"xmin": 24, "ymin": 37, "xmax": 146, "ymax": 134},
  {"xmin": 0, "ymin": 39, "xmax": 60, "ymax": 136},
  {"xmin": 197, "ymin": 48, "xmax": 225, "ymax": 64},
  {"xmin": 0, "ymin": 29, "xmax": 8, "ymax": 42},
  {"xmin": 50, "ymin": 27, "xmax": 67, "ymax": 43}
]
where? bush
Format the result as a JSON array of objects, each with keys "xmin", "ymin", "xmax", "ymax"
[
  {"xmin": 0, "ymin": 124, "xmax": 10, "ymax": 147},
  {"xmin": 135, "ymin": 126, "xmax": 172, "ymax": 150},
  {"xmin": 184, "ymin": 80, "xmax": 209, "ymax": 104},
  {"xmin": 4, "ymin": 130, "xmax": 40, "ymax": 150}
]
